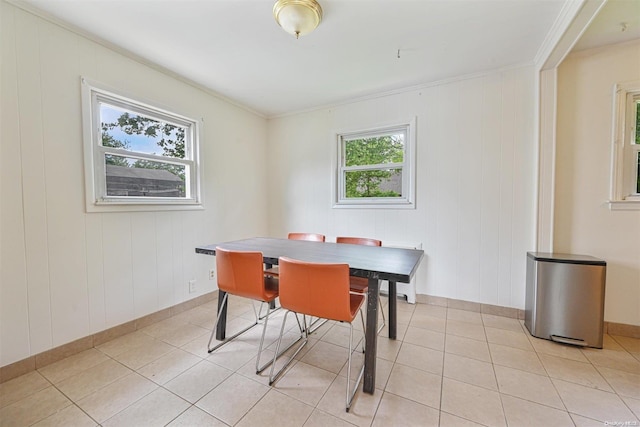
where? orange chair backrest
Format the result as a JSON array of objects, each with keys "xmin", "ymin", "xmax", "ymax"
[
  {"xmin": 336, "ymin": 236, "xmax": 382, "ymax": 247},
  {"xmin": 278, "ymin": 257, "xmax": 352, "ymax": 323},
  {"xmin": 215, "ymin": 247, "xmax": 272, "ymax": 301},
  {"xmin": 287, "ymin": 233, "xmax": 326, "ymax": 242}
]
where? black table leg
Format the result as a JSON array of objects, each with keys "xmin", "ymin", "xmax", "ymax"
[
  {"xmin": 388, "ymin": 281, "xmax": 397, "ymax": 340},
  {"xmin": 215, "ymin": 290, "xmax": 227, "ymax": 341},
  {"xmin": 363, "ymin": 278, "xmax": 379, "ymax": 394}
]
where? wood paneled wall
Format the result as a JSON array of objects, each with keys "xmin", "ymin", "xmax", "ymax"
[
  {"xmin": 266, "ymin": 67, "xmax": 537, "ymax": 310},
  {"xmin": 1, "ymin": 3, "xmax": 269, "ymax": 367}
]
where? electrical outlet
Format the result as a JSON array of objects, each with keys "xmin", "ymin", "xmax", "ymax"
[
  {"xmin": 189, "ymin": 279, "xmax": 196, "ymax": 293},
  {"xmin": 209, "ymin": 269, "xmax": 215, "ymax": 280}
]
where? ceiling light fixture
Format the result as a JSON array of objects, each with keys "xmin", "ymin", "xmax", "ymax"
[{"xmin": 273, "ymin": 0, "xmax": 323, "ymax": 39}]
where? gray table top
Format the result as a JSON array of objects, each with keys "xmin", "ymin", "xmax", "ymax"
[{"xmin": 196, "ymin": 237, "xmax": 424, "ymax": 283}]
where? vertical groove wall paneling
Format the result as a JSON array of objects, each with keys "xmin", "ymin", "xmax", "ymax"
[
  {"xmin": 39, "ymin": 13, "xmax": 91, "ymax": 347},
  {"xmin": 1, "ymin": 1, "xmax": 271, "ymax": 366},
  {"xmin": 155, "ymin": 212, "xmax": 175, "ymax": 310},
  {"xmin": 497, "ymin": 71, "xmax": 516, "ymax": 308},
  {"xmin": 102, "ymin": 213, "xmax": 134, "ymax": 327},
  {"xmin": 266, "ymin": 67, "xmax": 536, "ymax": 308},
  {"xmin": 85, "ymin": 214, "xmax": 106, "ymax": 335},
  {"xmin": 15, "ymin": 9, "xmax": 53, "ymax": 355},
  {"xmin": 131, "ymin": 212, "xmax": 159, "ymax": 318},
  {"xmin": 478, "ymin": 73, "xmax": 503, "ymax": 304},
  {"xmin": 1, "ymin": 3, "xmax": 31, "ymax": 367},
  {"xmin": 457, "ymin": 78, "xmax": 483, "ymax": 302}
]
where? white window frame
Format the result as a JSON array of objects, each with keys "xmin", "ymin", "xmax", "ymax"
[
  {"xmin": 81, "ymin": 77, "xmax": 202, "ymax": 212},
  {"xmin": 334, "ymin": 118, "xmax": 416, "ymax": 209},
  {"xmin": 609, "ymin": 80, "xmax": 640, "ymax": 210}
]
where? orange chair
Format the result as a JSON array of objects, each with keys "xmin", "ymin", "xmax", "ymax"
[
  {"xmin": 269, "ymin": 257, "xmax": 366, "ymax": 412},
  {"xmin": 208, "ymin": 247, "xmax": 282, "ymax": 374},
  {"xmin": 287, "ymin": 232, "xmax": 326, "ymax": 242},
  {"xmin": 336, "ymin": 237, "xmax": 386, "ymax": 333},
  {"xmin": 265, "ymin": 232, "xmax": 328, "ymax": 332}
]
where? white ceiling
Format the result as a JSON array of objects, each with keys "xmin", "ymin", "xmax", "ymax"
[
  {"xmin": 573, "ymin": 0, "xmax": 640, "ymax": 51},
  {"xmin": 15, "ymin": 0, "xmax": 640, "ymax": 117}
]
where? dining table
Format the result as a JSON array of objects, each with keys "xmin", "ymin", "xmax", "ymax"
[{"xmin": 195, "ymin": 237, "xmax": 424, "ymax": 394}]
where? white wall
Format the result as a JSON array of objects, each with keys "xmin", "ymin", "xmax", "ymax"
[
  {"xmin": 1, "ymin": 2, "xmax": 269, "ymax": 367},
  {"xmin": 6, "ymin": 1, "xmax": 635, "ymax": 372},
  {"xmin": 266, "ymin": 67, "xmax": 537, "ymax": 310},
  {"xmin": 555, "ymin": 40, "xmax": 640, "ymax": 327}
]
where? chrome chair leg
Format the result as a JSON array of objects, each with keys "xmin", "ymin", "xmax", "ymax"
[
  {"xmin": 257, "ymin": 300, "xmax": 280, "ymax": 321},
  {"xmin": 257, "ymin": 301, "xmax": 265, "ymax": 320},
  {"xmin": 207, "ymin": 293, "xmax": 258, "ymax": 353},
  {"xmin": 307, "ymin": 316, "xmax": 328, "ymax": 335},
  {"xmin": 256, "ymin": 305, "xmax": 303, "ymax": 374},
  {"xmin": 268, "ymin": 310, "xmax": 309, "ymax": 385},
  {"xmin": 295, "ymin": 312, "xmax": 304, "ymax": 332},
  {"xmin": 255, "ymin": 302, "xmax": 274, "ymax": 373},
  {"xmin": 360, "ymin": 307, "xmax": 367, "ymax": 353},
  {"xmin": 346, "ymin": 308, "xmax": 366, "ymax": 412},
  {"xmin": 207, "ymin": 295, "xmax": 289, "ymax": 372},
  {"xmin": 352, "ymin": 290, "xmax": 385, "ymax": 334}
]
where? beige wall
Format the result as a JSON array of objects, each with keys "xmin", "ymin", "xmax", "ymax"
[
  {"xmin": 266, "ymin": 66, "xmax": 537, "ymax": 309},
  {"xmin": 556, "ymin": 40, "xmax": 640, "ymax": 326},
  {"xmin": 1, "ymin": 2, "xmax": 269, "ymax": 367}
]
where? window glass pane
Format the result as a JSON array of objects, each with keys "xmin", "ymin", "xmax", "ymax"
[
  {"xmin": 637, "ymin": 152, "xmax": 640, "ymax": 194},
  {"xmin": 100, "ymin": 103, "xmax": 186, "ymax": 159},
  {"xmin": 635, "ymin": 100, "xmax": 640, "ymax": 145},
  {"xmin": 105, "ymin": 154, "xmax": 185, "ymax": 198},
  {"xmin": 345, "ymin": 168, "xmax": 402, "ymax": 198},
  {"xmin": 344, "ymin": 133, "xmax": 404, "ymax": 166}
]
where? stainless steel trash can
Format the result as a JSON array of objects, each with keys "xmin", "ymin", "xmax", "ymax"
[{"xmin": 525, "ymin": 252, "xmax": 606, "ymax": 348}]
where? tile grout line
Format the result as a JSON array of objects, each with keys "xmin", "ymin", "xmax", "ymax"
[
  {"xmin": 437, "ymin": 307, "xmax": 448, "ymax": 427},
  {"xmin": 3, "ymin": 299, "xmax": 640, "ymax": 426},
  {"xmin": 482, "ymin": 311, "xmax": 510, "ymax": 427}
]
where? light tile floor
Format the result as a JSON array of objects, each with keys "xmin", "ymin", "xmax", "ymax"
[{"xmin": 2, "ymin": 296, "xmax": 640, "ymax": 426}]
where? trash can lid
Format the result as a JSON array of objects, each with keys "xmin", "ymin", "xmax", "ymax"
[{"xmin": 527, "ymin": 252, "xmax": 606, "ymax": 266}]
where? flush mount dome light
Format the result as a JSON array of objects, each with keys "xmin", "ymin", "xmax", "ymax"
[{"xmin": 273, "ymin": 0, "xmax": 323, "ymax": 39}]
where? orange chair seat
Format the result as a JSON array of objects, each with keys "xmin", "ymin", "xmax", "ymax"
[
  {"xmin": 264, "ymin": 266, "xmax": 279, "ymax": 277},
  {"xmin": 220, "ymin": 275, "xmax": 279, "ymax": 302},
  {"xmin": 349, "ymin": 276, "xmax": 368, "ymax": 294},
  {"xmin": 349, "ymin": 293, "xmax": 365, "ymax": 320},
  {"xmin": 263, "ymin": 276, "xmax": 279, "ymax": 301}
]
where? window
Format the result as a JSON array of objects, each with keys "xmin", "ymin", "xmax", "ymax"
[
  {"xmin": 335, "ymin": 119, "xmax": 415, "ymax": 208},
  {"xmin": 82, "ymin": 78, "xmax": 201, "ymax": 211},
  {"xmin": 610, "ymin": 81, "xmax": 640, "ymax": 210}
]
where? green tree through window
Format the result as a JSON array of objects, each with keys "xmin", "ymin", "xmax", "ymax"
[
  {"xmin": 101, "ymin": 131, "xmax": 130, "ymax": 167},
  {"xmin": 344, "ymin": 135, "xmax": 404, "ymax": 198},
  {"xmin": 635, "ymin": 100, "xmax": 639, "ymax": 193},
  {"xmin": 101, "ymin": 111, "xmax": 186, "ymax": 180}
]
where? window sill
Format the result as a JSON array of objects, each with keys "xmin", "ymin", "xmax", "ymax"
[
  {"xmin": 86, "ymin": 201, "xmax": 204, "ymax": 213},
  {"xmin": 608, "ymin": 200, "xmax": 640, "ymax": 211},
  {"xmin": 333, "ymin": 201, "xmax": 415, "ymax": 210}
]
